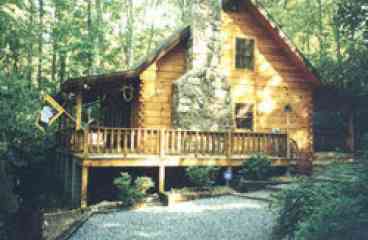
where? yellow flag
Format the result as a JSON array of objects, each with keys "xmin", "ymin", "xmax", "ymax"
[{"xmin": 36, "ymin": 95, "xmax": 65, "ymax": 131}]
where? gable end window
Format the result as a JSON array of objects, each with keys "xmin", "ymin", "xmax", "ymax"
[
  {"xmin": 235, "ymin": 103, "xmax": 254, "ymax": 130},
  {"xmin": 235, "ymin": 38, "xmax": 255, "ymax": 70},
  {"xmin": 223, "ymin": 1, "xmax": 241, "ymax": 12}
]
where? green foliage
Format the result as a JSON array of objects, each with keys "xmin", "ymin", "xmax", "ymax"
[
  {"xmin": 239, "ymin": 154, "xmax": 272, "ymax": 181},
  {"xmin": 259, "ymin": 0, "xmax": 368, "ymax": 94},
  {"xmin": 134, "ymin": 176, "xmax": 155, "ymax": 198},
  {"xmin": 186, "ymin": 166, "xmax": 219, "ymax": 189},
  {"xmin": 272, "ymin": 163, "xmax": 368, "ymax": 240},
  {"xmin": 113, "ymin": 172, "xmax": 154, "ymax": 206}
]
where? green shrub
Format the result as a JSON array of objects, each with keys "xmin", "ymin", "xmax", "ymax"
[
  {"xmin": 113, "ymin": 172, "xmax": 154, "ymax": 206},
  {"xmin": 186, "ymin": 166, "xmax": 219, "ymax": 189},
  {"xmin": 239, "ymin": 154, "xmax": 272, "ymax": 180},
  {"xmin": 272, "ymin": 163, "xmax": 368, "ymax": 240},
  {"xmin": 134, "ymin": 176, "xmax": 155, "ymax": 199}
]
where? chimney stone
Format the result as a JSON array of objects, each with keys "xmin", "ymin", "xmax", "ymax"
[{"xmin": 172, "ymin": 0, "xmax": 233, "ymax": 131}]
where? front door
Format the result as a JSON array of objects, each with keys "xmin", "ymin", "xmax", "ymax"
[{"xmin": 102, "ymin": 91, "xmax": 131, "ymax": 128}]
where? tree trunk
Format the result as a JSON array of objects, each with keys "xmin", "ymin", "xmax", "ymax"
[
  {"xmin": 95, "ymin": 0, "xmax": 104, "ymax": 70},
  {"xmin": 37, "ymin": 0, "xmax": 44, "ymax": 89},
  {"xmin": 333, "ymin": 17, "xmax": 343, "ymax": 88},
  {"xmin": 145, "ymin": 0, "xmax": 160, "ymax": 55},
  {"xmin": 177, "ymin": 0, "xmax": 192, "ymax": 25},
  {"xmin": 318, "ymin": 0, "xmax": 324, "ymax": 65},
  {"xmin": 59, "ymin": 53, "xmax": 66, "ymax": 84},
  {"xmin": 51, "ymin": 42, "xmax": 57, "ymax": 85},
  {"xmin": 87, "ymin": 0, "xmax": 93, "ymax": 75},
  {"xmin": 28, "ymin": 0, "xmax": 35, "ymax": 88},
  {"xmin": 125, "ymin": 0, "xmax": 134, "ymax": 67}
]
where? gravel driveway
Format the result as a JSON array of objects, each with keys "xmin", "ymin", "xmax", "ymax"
[{"xmin": 70, "ymin": 196, "xmax": 275, "ymax": 240}]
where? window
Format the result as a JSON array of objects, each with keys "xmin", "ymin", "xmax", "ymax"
[
  {"xmin": 235, "ymin": 38, "xmax": 255, "ymax": 70},
  {"xmin": 235, "ymin": 103, "xmax": 254, "ymax": 130},
  {"xmin": 223, "ymin": 1, "xmax": 241, "ymax": 12}
]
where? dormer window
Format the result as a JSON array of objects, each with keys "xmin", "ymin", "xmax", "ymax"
[{"xmin": 235, "ymin": 38, "xmax": 255, "ymax": 70}]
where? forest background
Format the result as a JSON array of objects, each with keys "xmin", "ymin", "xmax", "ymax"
[{"xmin": 0, "ymin": 0, "xmax": 367, "ymax": 209}]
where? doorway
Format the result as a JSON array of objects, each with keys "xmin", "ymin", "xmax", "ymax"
[{"xmin": 102, "ymin": 90, "xmax": 132, "ymax": 128}]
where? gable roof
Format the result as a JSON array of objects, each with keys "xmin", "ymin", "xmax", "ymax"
[
  {"xmin": 240, "ymin": 0, "xmax": 320, "ymax": 85},
  {"xmin": 62, "ymin": 0, "xmax": 320, "ymax": 93},
  {"xmin": 62, "ymin": 26, "xmax": 190, "ymax": 92}
]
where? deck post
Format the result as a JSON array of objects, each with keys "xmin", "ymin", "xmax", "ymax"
[
  {"xmin": 64, "ymin": 154, "xmax": 69, "ymax": 195},
  {"xmin": 160, "ymin": 129, "xmax": 165, "ymax": 157},
  {"xmin": 83, "ymin": 128, "xmax": 89, "ymax": 156},
  {"xmin": 227, "ymin": 130, "xmax": 232, "ymax": 159},
  {"xmin": 81, "ymin": 166, "xmax": 89, "ymax": 208},
  {"xmin": 159, "ymin": 165, "xmax": 165, "ymax": 193},
  {"xmin": 286, "ymin": 111, "xmax": 291, "ymax": 159},
  {"xmin": 71, "ymin": 158, "xmax": 76, "ymax": 206},
  {"xmin": 75, "ymin": 92, "xmax": 83, "ymax": 130}
]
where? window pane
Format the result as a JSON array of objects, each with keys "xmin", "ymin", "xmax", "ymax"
[
  {"xmin": 235, "ymin": 103, "xmax": 254, "ymax": 130},
  {"xmin": 236, "ymin": 55, "xmax": 244, "ymax": 68},
  {"xmin": 236, "ymin": 38, "xmax": 245, "ymax": 53},
  {"xmin": 236, "ymin": 116, "xmax": 253, "ymax": 130},
  {"xmin": 235, "ymin": 38, "xmax": 255, "ymax": 70}
]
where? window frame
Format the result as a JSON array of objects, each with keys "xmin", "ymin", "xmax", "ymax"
[
  {"xmin": 234, "ymin": 103, "xmax": 255, "ymax": 131},
  {"xmin": 234, "ymin": 37, "xmax": 256, "ymax": 70}
]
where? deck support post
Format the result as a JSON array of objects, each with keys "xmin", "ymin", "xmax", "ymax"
[
  {"xmin": 71, "ymin": 158, "xmax": 76, "ymax": 207},
  {"xmin": 81, "ymin": 165, "xmax": 89, "ymax": 208},
  {"xmin": 64, "ymin": 154, "xmax": 69, "ymax": 195},
  {"xmin": 159, "ymin": 165, "xmax": 165, "ymax": 193}
]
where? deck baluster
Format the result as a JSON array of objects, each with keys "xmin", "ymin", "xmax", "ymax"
[{"xmin": 59, "ymin": 128, "xmax": 288, "ymax": 163}]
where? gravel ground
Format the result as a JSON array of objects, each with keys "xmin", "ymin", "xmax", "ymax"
[{"xmin": 69, "ymin": 196, "xmax": 275, "ymax": 240}]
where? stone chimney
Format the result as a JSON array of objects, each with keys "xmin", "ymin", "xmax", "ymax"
[
  {"xmin": 172, "ymin": 0, "xmax": 233, "ymax": 131},
  {"xmin": 190, "ymin": 0, "xmax": 222, "ymax": 68}
]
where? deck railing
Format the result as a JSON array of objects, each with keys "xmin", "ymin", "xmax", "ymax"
[{"xmin": 57, "ymin": 128, "xmax": 289, "ymax": 158}]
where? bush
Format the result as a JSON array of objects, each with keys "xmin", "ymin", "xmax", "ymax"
[
  {"xmin": 113, "ymin": 172, "xmax": 154, "ymax": 206},
  {"xmin": 134, "ymin": 176, "xmax": 155, "ymax": 199},
  {"xmin": 186, "ymin": 167, "xmax": 219, "ymax": 189},
  {"xmin": 272, "ymin": 163, "xmax": 368, "ymax": 240},
  {"xmin": 239, "ymin": 154, "xmax": 272, "ymax": 181}
]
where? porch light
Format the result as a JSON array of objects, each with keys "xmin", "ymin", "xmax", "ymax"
[{"xmin": 83, "ymin": 84, "xmax": 90, "ymax": 90}]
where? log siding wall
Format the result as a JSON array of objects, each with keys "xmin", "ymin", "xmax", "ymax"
[
  {"xmin": 136, "ymin": 3, "xmax": 314, "ymax": 154},
  {"xmin": 221, "ymin": 3, "xmax": 314, "ymax": 154},
  {"xmin": 138, "ymin": 44, "xmax": 187, "ymax": 129}
]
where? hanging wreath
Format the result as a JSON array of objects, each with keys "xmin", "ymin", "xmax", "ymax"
[{"xmin": 121, "ymin": 85, "xmax": 135, "ymax": 102}]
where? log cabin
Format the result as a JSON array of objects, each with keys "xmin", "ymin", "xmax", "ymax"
[{"xmin": 56, "ymin": 0, "xmax": 320, "ymax": 208}]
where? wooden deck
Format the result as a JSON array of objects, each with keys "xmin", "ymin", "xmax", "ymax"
[
  {"xmin": 58, "ymin": 127, "xmax": 290, "ymax": 166},
  {"xmin": 57, "ymin": 128, "xmax": 294, "ymax": 208}
]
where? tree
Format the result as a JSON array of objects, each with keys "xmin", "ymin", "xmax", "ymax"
[{"xmin": 37, "ymin": 0, "xmax": 44, "ymax": 88}]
